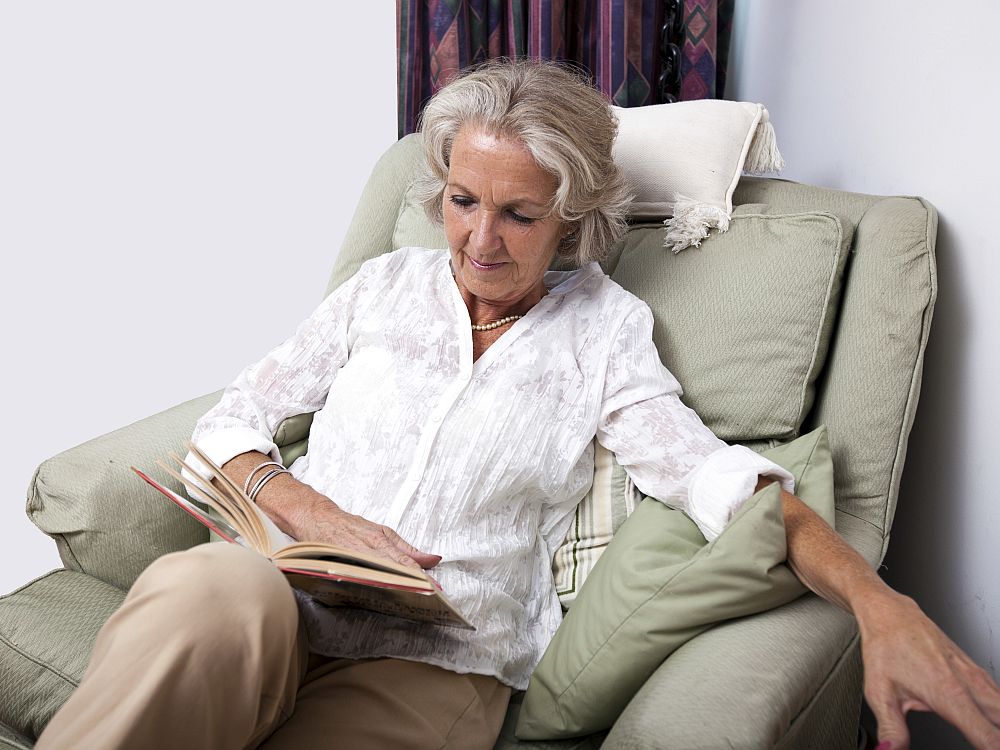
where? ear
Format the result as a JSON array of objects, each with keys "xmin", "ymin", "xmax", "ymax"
[{"xmin": 557, "ymin": 224, "xmax": 579, "ymax": 256}]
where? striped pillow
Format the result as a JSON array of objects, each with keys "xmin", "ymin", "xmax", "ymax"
[{"xmin": 553, "ymin": 441, "xmax": 640, "ymax": 608}]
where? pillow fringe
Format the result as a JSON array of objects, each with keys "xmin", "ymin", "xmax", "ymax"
[
  {"xmin": 662, "ymin": 195, "xmax": 731, "ymax": 253},
  {"xmin": 744, "ymin": 107, "xmax": 785, "ymax": 174}
]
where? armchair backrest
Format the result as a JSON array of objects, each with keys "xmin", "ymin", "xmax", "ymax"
[
  {"xmin": 324, "ymin": 134, "xmax": 937, "ymax": 566},
  {"xmin": 731, "ymin": 178, "xmax": 937, "ymax": 563}
]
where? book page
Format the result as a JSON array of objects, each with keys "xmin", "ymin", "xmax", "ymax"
[
  {"xmin": 177, "ymin": 445, "xmax": 269, "ymax": 550},
  {"xmin": 275, "ymin": 558, "xmax": 433, "ymax": 590},
  {"xmin": 257, "ymin": 506, "xmax": 298, "ymax": 551},
  {"xmin": 133, "ymin": 468, "xmax": 241, "ymax": 544},
  {"xmin": 271, "ymin": 541, "xmax": 430, "ymax": 581}
]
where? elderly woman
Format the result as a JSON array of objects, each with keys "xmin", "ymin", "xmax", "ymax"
[{"xmin": 38, "ymin": 60, "xmax": 1000, "ymax": 750}]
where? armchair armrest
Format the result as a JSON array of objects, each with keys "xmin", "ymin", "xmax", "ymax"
[
  {"xmin": 26, "ymin": 392, "xmax": 221, "ymax": 591},
  {"xmin": 603, "ymin": 594, "xmax": 860, "ymax": 750}
]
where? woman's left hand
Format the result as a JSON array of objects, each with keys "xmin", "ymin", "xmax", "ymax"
[
  {"xmin": 856, "ymin": 589, "xmax": 1000, "ymax": 749},
  {"xmin": 778, "ymin": 487, "xmax": 1000, "ymax": 749}
]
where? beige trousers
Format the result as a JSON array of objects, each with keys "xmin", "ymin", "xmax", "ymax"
[{"xmin": 36, "ymin": 543, "xmax": 511, "ymax": 750}]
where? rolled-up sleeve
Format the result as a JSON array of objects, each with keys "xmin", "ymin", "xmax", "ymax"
[{"xmin": 596, "ymin": 304, "xmax": 794, "ymax": 541}]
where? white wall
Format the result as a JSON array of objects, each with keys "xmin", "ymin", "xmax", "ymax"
[
  {"xmin": 730, "ymin": 3, "xmax": 1000, "ymax": 746},
  {"xmin": 0, "ymin": 2, "xmax": 397, "ymax": 595}
]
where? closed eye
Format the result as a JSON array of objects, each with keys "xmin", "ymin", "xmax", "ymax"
[{"xmin": 449, "ymin": 194, "xmax": 537, "ymax": 225}]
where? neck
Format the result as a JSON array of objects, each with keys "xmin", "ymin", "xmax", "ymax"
[{"xmin": 459, "ymin": 285, "xmax": 547, "ymax": 325}]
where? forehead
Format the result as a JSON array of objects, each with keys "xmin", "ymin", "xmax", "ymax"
[{"xmin": 448, "ymin": 126, "xmax": 557, "ymax": 204}]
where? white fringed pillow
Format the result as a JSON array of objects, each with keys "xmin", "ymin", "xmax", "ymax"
[{"xmin": 612, "ymin": 100, "xmax": 784, "ymax": 253}]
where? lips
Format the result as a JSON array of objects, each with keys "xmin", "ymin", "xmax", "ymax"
[{"xmin": 468, "ymin": 256, "xmax": 506, "ymax": 270}]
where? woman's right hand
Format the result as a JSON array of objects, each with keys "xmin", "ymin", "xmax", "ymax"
[
  {"xmin": 293, "ymin": 497, "xmax": 442, "ymax": 571},
  {"xmin": 222, "ymin": 451, "xmax": 440, "ymax": 571}
]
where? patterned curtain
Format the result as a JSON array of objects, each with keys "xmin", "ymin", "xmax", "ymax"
[
  {"xmin": 397, "ymin": 0, "xmax": 733, "ymax": 138},
  {"xmin": 679, "ymin": 0, "xmax": 733, "ymax": 100}
]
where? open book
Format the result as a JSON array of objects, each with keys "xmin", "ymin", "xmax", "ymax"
[{"xmin": 132, "ymin": 444, "xmax": 473, "ymax": 630}]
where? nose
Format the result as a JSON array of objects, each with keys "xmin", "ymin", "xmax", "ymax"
[{"xmin": 471, "ymin": 209, "xmax": 502, "ymax": 257}]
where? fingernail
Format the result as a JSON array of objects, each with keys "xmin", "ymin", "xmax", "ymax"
[{"xmin": 875, "ymin": 742, "xmax": 892, "ymax": 750}]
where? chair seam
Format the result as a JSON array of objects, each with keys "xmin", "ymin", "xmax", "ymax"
[
  {"xmin": 835, "ymin": 507, "xmax": 882, "ymax": 532},
  {"xmin": 774, "ymin": 632, "xmax": 860, "ymax": 749},
  {"xmin": 0, "ymin": 569, "xmax": 65, "ymax": 602},
  {"xmin": 0, "ymin": 631, "xmax": 80, "ymax": 688},
  {"xmin": 879, "ymin": 196, "xmax": 937, "ymax": 555}
]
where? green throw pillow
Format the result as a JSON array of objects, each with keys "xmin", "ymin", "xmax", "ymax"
[
  {"xmin": 611, "ymin": 208, "xmax": 853, "ymax": 443},
  {"xmin": 516, "ymin": 426, "xmax": 836, "ymax": 740}
]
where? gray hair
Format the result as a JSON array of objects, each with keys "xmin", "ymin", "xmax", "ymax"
[{"xmin": 414, "ymin": 59, "xmax": 631, "ymax": 266}]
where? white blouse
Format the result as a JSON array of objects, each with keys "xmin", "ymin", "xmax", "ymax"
[{"xmin": 187, "ymin": 247, "xmax": 793, "ymax": 689}]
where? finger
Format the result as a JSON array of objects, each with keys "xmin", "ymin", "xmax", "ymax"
[
  {"xmin": 928, "ymin": 681, "xmax": 1000, "ymax": 750},
  {"xmin": 380, "ymin": 527, "xmax": 442, "ymax": 569},
  {"xmin": 345, "ymin": 525, "xmax": 421, "ymax": 570},
  {"xmin": 409, "ymin": 550, "xmax": 443, "ymax": 569},
  {"xmin": 368, "ymin": 537, "xmax": 423, "ymax": 570},
  {"xmin": 867, "ymin": 690, "xmax": 911, "ymax": 750},
  {"xmin": 326, "ymin": 533, "xmax": 415, "ymax": 568},
  {"xmin": 961, "ymin": 660, "xmax": 1000, "ymax": 725}
]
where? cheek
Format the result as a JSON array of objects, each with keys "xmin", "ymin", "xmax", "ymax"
[
  {"xmin": 518, "ymin": 228, "xmax": 561, "ymax": 266},
  {"xmin": 442, "ymin": 208, "xmax": 465, "ymax": 246}
]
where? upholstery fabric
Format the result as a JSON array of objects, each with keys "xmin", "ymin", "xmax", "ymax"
[
  {"xmin": 493, "ymin": 693, "xmax": 605, "ymax": 750},
  {"xmin": 552, "ymin": 442, "xmax": 636, "ymax": 609},
  {"xmin": 518, "ymin": 427, "xmax": 835, "ymax": 739},
  {"xmin": 602, "ymin": 595, "xmax": 858, "ymax": 750},
  {"xmin": 273, "ymin": 411, "xmax": 315, "ymax": 466},
  {"xmin": 391, "ymin": 183, "xmax": 449, "ymax": 252},
  {"xmin": 733, "ymin": 179, "xmax": 938, "ymax": 546},
  {"xmin": 324, "ymin": 135, "xmax": 428, "ymax": 296},
  {"xmin": 612, "ymin": 207, "xmax": 853, "ymax": 442},
  {"xmin": 26, "ymin": 393, "xmax": 219, "ymax": 591},
  {"xmin": 0, "ymin": 571, "xmax": 125, "ymax": 741},
  {"xmin": 774, "ymin": 640, "xmax": 863, "ymax": 750},
  {"xmin": 0, "ymin": 723, "xmax": 31, "ymax": 750}
]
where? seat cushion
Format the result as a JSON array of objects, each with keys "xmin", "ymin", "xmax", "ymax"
[
  {"xmin": 612, "ymin": 206, "xmax": 854, "ymax": 442},
  {"xmin": 0, "ymin": 570, "xmax": 124, "ymax": 740},
  {"xmin": 0, "ymin": 722, "xmax": 32, "ymax": 750}
]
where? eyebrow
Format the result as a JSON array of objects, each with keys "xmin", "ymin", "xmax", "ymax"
[{"xmin": 446, "ymin": 181, "xmax": 551, "ymax": 213}]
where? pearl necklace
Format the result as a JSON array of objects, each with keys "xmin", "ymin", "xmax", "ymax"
[{"xmin": 471, "ymin": 315, "xmax": 522, "ymax": 331}]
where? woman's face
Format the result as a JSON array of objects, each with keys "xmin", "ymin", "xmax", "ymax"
[{"xmin": 444, "ymin": 126, "xmax": 568, "ymax": 310}]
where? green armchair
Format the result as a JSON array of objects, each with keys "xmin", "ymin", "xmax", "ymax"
[{"xmin": 0, "ymin": 134, "xmax": 937, "ymax": 749}]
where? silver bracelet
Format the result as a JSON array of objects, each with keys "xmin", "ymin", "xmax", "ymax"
[
  {"xmin": 248, "ymin": 468, "xmax": 291, "ymax": 502},
  {"xmin": 242, "ymin": 461, "xmax": 285, "ymax": 495}
]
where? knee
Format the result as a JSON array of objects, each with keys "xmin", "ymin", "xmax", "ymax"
[{"xmin": 131, "ymin": 543, "xmax": 299, "ymax": 646}]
